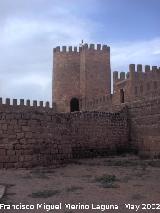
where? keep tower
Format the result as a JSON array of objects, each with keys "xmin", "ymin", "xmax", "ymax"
[{"xmin": 53, "ymin": 43, "xmax": 111, "ymax": 112}]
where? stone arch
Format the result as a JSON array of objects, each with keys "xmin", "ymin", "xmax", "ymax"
[{"xmin": 70, "ymin": 98, "xmax": 79, "ymax": 112}]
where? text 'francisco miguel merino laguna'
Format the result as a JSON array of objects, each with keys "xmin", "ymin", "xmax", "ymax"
[{"xmin": 0, "ymin": 203, "xmax": 119, "ymax": 211}]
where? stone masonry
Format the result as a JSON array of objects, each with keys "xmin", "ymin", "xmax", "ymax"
[
  {"xmin": 113, "ymin": 64, "xmax": 160, "ymax": 105},
  {"xmin": 0, "ymin": 98, "xmax": 128, "ymax": 168}
]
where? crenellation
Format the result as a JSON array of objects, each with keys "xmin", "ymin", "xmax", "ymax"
[
  {"xmin": 152, "ymin": 66, "xmax": 157, "ymax": 72},
  {"xmin": 20, "ymin": 99, "xmax": 24, "ymax": 106},
  {"xmin": 126, "ymin": 72, "xmax": 129, "ymax": 78},
  {"xmin": 137, "ymin": 64, "xmax": 142, "ymax": 72},
  {"xmin": 120, "ymin": 72, "xmax": 125, "ymax": 80},
  {"xmin": 53, "ymin": 48, "xmax": 56, "ymax": 53},
  {"xmin": 113, "ymin": 71, "xmax": 119, "ymax": 82},
  {"xmin": 84, "ymin": 43, "xmax": 88, "ymax": 49},
  {"xmin": 69, "ymin": 46, "xmax": 72, "ymax": 52},
  {"xmin": 102, "ymin": 45, "xmax": 108, "ymax": 50},
  {"xmin": 129, "ymin": 64, "xmax": 135, "ymax": 72},
  {"xmin": 56, "ymin": 46, "xmax": 60, "ymax": 52},
  {"xmin": 39, "ymin": 101, "xmax": 43, "ymax": 107},
  {"xmin": 74, "ymin": 46, "xmax": 77, "ymax": 52},
  {"xmin": 0, "ymin": 97, "xmax": 52, "ymax": 109},
  {"xmin": 0, "ymin": 97, "xmax": 2, "ymax": 105},
  {"xmin": 97, "ymin": 44, "xmax": 101, "ymax": 50},
  {"xmin": 6, "ymin": 98, "xmax": 10, "ymax": 105},
  {"xmin": 145, "ymin": 65, "xmax": 150, "ymax": 72},
  {"xmin": 26, "ymin": 99, "xmax": 30, "ymax": 106},
  {"xmin": 54, "ymin": 45, "xmax": 81, "ymax": 53},
  {"xmin": 62, "ymin": 46, "xmax": 66, "ymax": 52},
  {"xmin": 53, "ymin": 43, "xmax": 111, "ymax": 56},
  {"xmin": 106, "ymin": 46, "xmax": 110, "ymax": 52},
  {"xmin": 33, "ymin": 100, "xmax": 37, "ymax": 107},
  {"xmin": 46, "ymin": 101, "xmax": 50, "ymax": 108},
  {"xmin": 13, "ymin": 99, "xmax": 17, "ymax": 106},
  {"xmin": 90, "ymin": 44, "xmax": 95, "ymax": 49}
]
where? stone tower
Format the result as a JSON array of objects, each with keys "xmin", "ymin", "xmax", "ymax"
[{"xmin": 53, "ymin": 43, "xmax": 111, "ymax": 112}]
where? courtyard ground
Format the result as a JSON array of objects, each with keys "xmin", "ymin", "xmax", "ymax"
[{"xmin": 0, "ymin": 155, "xmax": 160, "ymax": 213}]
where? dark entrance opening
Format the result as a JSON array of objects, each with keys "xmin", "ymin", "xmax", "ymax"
[
  {"xmin": 70, "ymin": 98, "xmax": 79, "ymax": 112},
  {"xmin": 120, "ymin": 89, "xmax": 124, "ymax": 103}
]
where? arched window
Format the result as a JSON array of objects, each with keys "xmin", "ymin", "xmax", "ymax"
[{"xmin": 70, "ymin": 98, "xmax": 79, "ymax": 112}]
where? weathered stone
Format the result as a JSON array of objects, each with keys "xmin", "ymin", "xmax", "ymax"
[{"xmin": 0, "ymin": 185, "xmax": 5, "ymax": 199}]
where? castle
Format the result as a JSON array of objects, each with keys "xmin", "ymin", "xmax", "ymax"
[
  {"xmin": 0, "ymin": 43, "xmax": 159, "ymax": 169},
  {"xmin": 53, "ymin": 43, "xmax": 160, "ymax": 112}
]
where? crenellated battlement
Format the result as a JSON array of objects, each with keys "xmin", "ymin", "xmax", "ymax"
[
  {"xmin": 53, "ymin": 46, "xmax": 81, "ymax": 53},
  {"xmin": 113, "ymin": 71, "xmax": 129, "ymax": 82},
  {"xmin": 0, "ymin": 97, "xmax": 53, "ymax": 109},
  {"xmin": 128, "ymin": 64, "xmax": 160, "ymax": 80},
  {"xmin": 81, "ymin": 43, "xmax": 110, "ymax": 52},
  {"xmin": 129, "ymin": 64, "xmax": 160, "ymax": 73},
  {"xmin": 53, "ymin": 43, "xmax": 110, "ymax": 53},
  {"xmin": 113, "ymin": 64, "xmax": 160, "ymax": 83}
]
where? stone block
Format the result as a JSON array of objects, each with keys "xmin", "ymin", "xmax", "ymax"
[
  {"xmin": 0, "ymin": 149, "xmax": 6, "ymax": 156},
  {"xmin": 17, "ymin": 133, "xmax": 24, "ymax": 139}
]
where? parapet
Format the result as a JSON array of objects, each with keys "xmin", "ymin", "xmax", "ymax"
[
  {"xmin": 113, "ymin": 64, "xmax": 160, "ymax": 83},
  {"xmin": 53, "ymin": 46, "xmax": 81, "ymax": 53},
  {"xmin": 128, "ymin": 64, "xmax": 160, "ymax": 79},
  {"xmin": 53, "ymin": 43, "xmax": 110, "ymax": 53},
  {"xmin": 113, "ymin": 71, "xmax": 129, "ymax": 82},
  {"xmin": 129, "ymin": 64, "xmax": 159, "ymax": 73},
  {"xmin": 81, "ymin": 43, "xmax": 110, "ymax": 52},
  {"xmin": 0, "ymin": 98, "xmax": 53, "ymax": 109}
]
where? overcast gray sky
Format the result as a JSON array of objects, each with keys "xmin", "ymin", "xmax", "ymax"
[{"xmin": 0, "ymin": 0, "xmax": 160, "ymax": 103}]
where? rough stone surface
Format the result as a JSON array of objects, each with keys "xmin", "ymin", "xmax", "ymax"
[
  {"xmin": 0, "ymin": 185, "xmax": 5, "ymax": 199},
  {"xmin": 113, "ymin": 65, "xmax": 160, "ymax": 105},
  {"xmin": 0, "ymin": 103, "xmax": 128, "ymax": 168},
  {"xmin": 127, "ymin": 98, "xmax": 160, "ymax": 158}
]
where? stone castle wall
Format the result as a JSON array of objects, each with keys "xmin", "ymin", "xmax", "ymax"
[
  {"xmin": 127, "ymin": 97, "xmax": 160, "ymax": 158},
  {"xmin": 0, "ymin": 98, "xmax": 128, "ymax": 168},
  {"xmin": 113, "ymin": 64, "xmax": 160, "ymax": 105},
  {"xmin": 83, "ymin": 94, "xmax": 112, "ymax": 112}
]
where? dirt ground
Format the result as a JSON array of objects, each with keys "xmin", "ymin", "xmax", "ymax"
[{"xmin": 0, "ymin": 155, "xmax": 160, "ymax": 213}]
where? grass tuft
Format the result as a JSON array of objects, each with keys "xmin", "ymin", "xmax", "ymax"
[
  {"xmin": 95, "ymin": 174, "xmax": 119, "ymax": 188},
  {"xmin": 65, "ymin": 186, "xmax": 83, "ymax": 192},
  {"xmin": 29, "ymin": 189, "xmax": 60, "ymax": 198}
]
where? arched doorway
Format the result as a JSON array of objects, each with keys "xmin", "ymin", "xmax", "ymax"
[
  {"xmin": 70, "ymin": 98, "xmax": 79, "ymax": 112},
  {"xmin": 120, "ymin": 89, "xmax": 124, "ymax": 103}
]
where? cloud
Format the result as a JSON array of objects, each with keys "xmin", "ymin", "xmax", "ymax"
[
  {"xmin": 0, "ymin": 0, "xmax": 93, "ymax": 102},
  {"xmin": 111, "ymin": 38, "xmax": 160, "ymax": 71}
]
